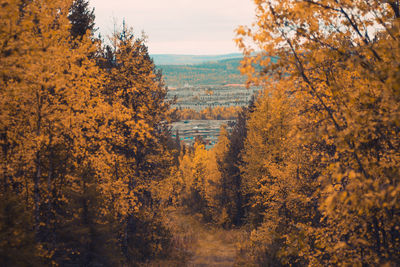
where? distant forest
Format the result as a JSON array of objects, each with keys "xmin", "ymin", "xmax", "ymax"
[
  {"xmin": 158, "ymin": 58, "xmax": 246, "ymax": 86},
  {"xmin": 151, "ymin": 53, "xmax": 243, "ymax": 65}
]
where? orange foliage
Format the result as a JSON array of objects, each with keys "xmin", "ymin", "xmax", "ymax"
[
  {"xmin": 0, "ymin": 1, "xmax": 174, "ymax": 265},
  {"xmin": 234, "ymin": 0, "xmax": 400, "ymax": 265}
]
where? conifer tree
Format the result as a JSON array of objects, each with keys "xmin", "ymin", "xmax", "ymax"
[
  {"xmin": 97, "ymin": 22, "xmax": 173, "ymax": 263},
  {"xmin": 68, "ymin": 0, "xmax": 96, "ymax": 39},
  {"xmin": 218, "ymin": 101, "xmax": 254, "ymax": 226}
]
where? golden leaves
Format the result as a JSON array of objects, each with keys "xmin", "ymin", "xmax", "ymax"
[{"xmin": 234, "ymin": 0, "xmax": 400, "ymax": 265}]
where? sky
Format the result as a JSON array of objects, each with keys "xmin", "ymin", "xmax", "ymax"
[{"xmin": 89, "ymin": 0, "xmax": 255, "ymax": 55}]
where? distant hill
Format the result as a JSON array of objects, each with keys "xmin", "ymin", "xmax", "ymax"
[
  {"xmin": 158, "ymin": 58, "xmax": 246, "ymax": 87},
  {"xmin": 151, "ymin": 53, "xmax": 243, "ymax": 65}
]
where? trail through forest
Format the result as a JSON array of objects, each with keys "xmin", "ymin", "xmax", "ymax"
[
  {"xmin": 152, "ymin": 209, "xmax": 241, "ymax": 267},
  {"xmin": 188, "ymin": 224, "xmax": 236, "ymax": 267}
]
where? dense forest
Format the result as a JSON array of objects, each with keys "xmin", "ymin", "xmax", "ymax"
[
  {"xmin": 151, "ymin": 53, "xmax": 243, "ymax": 65},
  {"xmin": 0, "ymin": 0, "xmax": 178, "ymax": 265},
  {"xmin": 1, "ymin": 0, "xmax": 400, "ymax": 266}
]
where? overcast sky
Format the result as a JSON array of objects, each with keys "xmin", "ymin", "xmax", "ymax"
[{"xmin": 89, "ymin": 0, "xmax": 255, "ymax": 55}]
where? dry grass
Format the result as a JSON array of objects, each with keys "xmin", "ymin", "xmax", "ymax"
[
  {"xmin": 146, "ymin": 208, "xmax": 249, "ymax": 267},
  {"xmin": 144, "ymin": 208, "xmax": 198, "ymax": 267}
]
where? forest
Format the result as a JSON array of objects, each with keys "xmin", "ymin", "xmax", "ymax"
[
  {"xmin": 1, "ymin": 0, "xmax": 177, "ymax": 265},
  {"xmin": 177, "ymin": 106, "xmax": 241, "ymax": 120},
  {"xmin": 1, "ymin": 0, "xmax": 400, "ymax": 266},
  {"xmin": 157, "ymin": 58, "xmax": 246, "ymax": 87},
  {"xmin": 151, "ymin": 53, "xmax": 243, "ymax": 65}
]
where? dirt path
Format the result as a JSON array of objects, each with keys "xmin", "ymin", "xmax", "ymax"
[
  {"xmin": 187, "ymin": 226, "xmax": 237, "ymax": 267},
  {"xmin": 147, "ymin": 209, "xmax": 241, "ymax": 267}
]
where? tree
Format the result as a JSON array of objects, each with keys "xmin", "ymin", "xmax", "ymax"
[
  {"xmin": 236, "ymin": 0, "xmax": 400, "ymax": 265},
  {"xmin": 98, "ymin": 22, "xmax": 173, "ymax": 263},
  {"xmin": 218, "ymin": 98, "xmax": 255, "ymax": 227},
  {"xmin": 68, "ymin": 0, "xmax": 96, "ymax": 39},
  {"xmin": 0, "ymin": 0, "xmax": 111, "ymax": 264},
  {"xmin": 1, "ymin": 1, "xmax": 175, "ymax": 265}
]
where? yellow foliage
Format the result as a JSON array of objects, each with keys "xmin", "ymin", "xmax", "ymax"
[
  {"xmin": 0, "ymin": 1, "xmax": 174, "ymax": 264},
  {"xmin": 235, "ymin": 0, "xmax": 400, "ymax": 265}
]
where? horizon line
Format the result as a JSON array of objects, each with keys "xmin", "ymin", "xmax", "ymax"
[{"xmin": 150, "ymin": 52, "xmax": 243, "ymax": 56}]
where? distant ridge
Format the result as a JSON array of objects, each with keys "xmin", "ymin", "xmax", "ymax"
[{"xmin": 151, "ymin": 53, "xmax": 243, "ymax": 65}]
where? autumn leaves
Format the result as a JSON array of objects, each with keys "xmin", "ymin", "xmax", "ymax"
[
  {"xmin": 233, "ymin": 0, "xmax": 400, "ymax": 265},
  {"xmin": 0, "ymin": 0, "xmax": 173, "ymax": 265},
  {"xmin": 1, "ymin": 0, "xmax": 399, "ymax": 266},
  {"xmin": 162, "ymin": 1, "xmax": 399, "ymax": 266}
]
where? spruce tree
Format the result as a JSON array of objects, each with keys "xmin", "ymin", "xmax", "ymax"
[{"xmin": 68, "ymin": 0, "xmax": 96, "ymax": 39}]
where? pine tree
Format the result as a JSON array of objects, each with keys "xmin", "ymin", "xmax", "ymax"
[
  {"xmin": 68, "ymin": 0, "xmax": 96, "ymax": 39},
  {"xmin": 218, "ymin": 101, "xmax": 254, "ymax": 227},
  {"xmin": 98, "ymin": 22, "xmax": 173, "ymax": 263}
]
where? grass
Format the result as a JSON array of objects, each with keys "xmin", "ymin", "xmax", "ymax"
[{"xmin": 145, "ymin": 207, "xmax": 247, "ymax": 266}]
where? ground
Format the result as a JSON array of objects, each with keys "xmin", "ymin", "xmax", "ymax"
[
  {"xmin": 187, "ymin": 226, "xmax": 236, "ymax": 267},
  {"xmin": 147, "ymin": 208, "xmax": 243, "ymax": 267}
]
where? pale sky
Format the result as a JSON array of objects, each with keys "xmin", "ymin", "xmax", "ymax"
[{"xmin": 89, "ymin": 0, "xmax": 255, "ymax": 55}]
